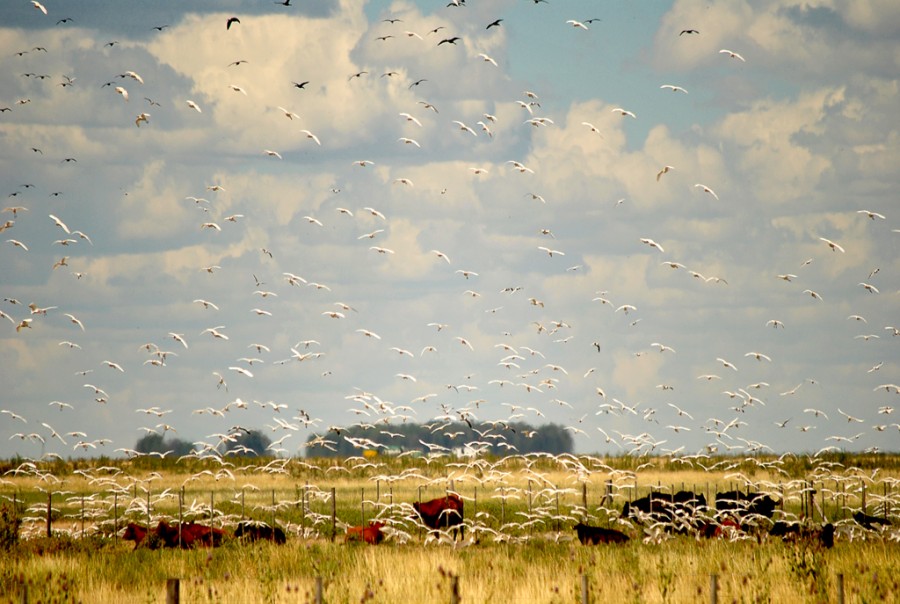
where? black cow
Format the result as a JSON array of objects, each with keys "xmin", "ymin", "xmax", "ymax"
[
  {"xmin": 852, "ymin": 511, "xmax": 892, "ymax": 531},
  {"xmin": 715, "ymin": 490, "xmax": 778, "ymax": 519},
  {"xmin": 623, "ymin": 490, "xmax": 707, "ymax": 531},
  {"xmin": 574, "ymin": 523, "xmax": 629, "ymax": 544},
  {"xmin": 234, "ymin": 521, "xmax": 287, "ymax": 544},
  {"xmin": 771, "ymin": 521, "xmax": 834, "ymax": 548}
]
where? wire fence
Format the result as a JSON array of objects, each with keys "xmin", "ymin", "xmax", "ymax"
[{"xmin": 3, "ymin": 474, "xmax": 896, "ymax": 543}]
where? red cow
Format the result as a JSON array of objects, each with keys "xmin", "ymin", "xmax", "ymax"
[
  {"xmin": 156, "ymin": 520, "xmax": 225, "ymax": 548},
  {"xmin": 122, "ymin": 522, "xmax": 152, "ymax": 549},
  {"xmin": 345, "ymin": 521, "xmax": 385, "ymax": 544},
  {"xmin": 413, "ymin": 494, "xmax": 464, "ymax": 539}
]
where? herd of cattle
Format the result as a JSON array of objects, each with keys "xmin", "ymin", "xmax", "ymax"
[{"xmin": 120, "ymin": 491, "xmax": 892, "ymax": 549}]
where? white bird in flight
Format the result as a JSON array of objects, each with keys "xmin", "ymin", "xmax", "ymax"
[
  {"xmin": 719, "ymin": 49, "xmax": 745, "ymax": 62},
  {"xmin": 301, "ymin": 130, "xmax": 321, "ymax": 145},
  {"xmin": 694, "ymin": 183, "xmax": 719, "ymax": 200},
  {"xmin": 639, "ymin": 238, "xmax": 665, "ymax": 252},
  {"xmin": 566, "ymin": 20, "xmax": 589, "ymax": 30},
  {"xmin": 818, "ymin": 237, "xmax": 844, "ymax": 253}
]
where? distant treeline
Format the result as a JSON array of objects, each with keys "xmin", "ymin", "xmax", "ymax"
[
  {"xmin": 304, "ymin": 422, "xmax": 574, "ymax": 458},
  {"xmin": 135, "ymin": 431, "xmax": 272, "ymax": 458}
]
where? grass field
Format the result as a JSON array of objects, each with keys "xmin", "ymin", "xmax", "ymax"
[{"xmin": 1, "ymin": 453, "xmax": 898, "ymax": 603}]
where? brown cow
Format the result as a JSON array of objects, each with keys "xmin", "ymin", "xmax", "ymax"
[
  {"xmin": 345, "ymin": 521, "xmax": 385, "ymax": 544},
  {"xmin": 413, "ymin": 494, "xmax": 464, "ymax": 539},
  {"xmin": 122, "ymin": 522, "xmax": 155, "ymax": 549},
  {"xmin": 155, "ymin": 520, "xmax": 225, "ymax": 548}
]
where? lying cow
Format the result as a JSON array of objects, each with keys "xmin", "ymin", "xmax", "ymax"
[
  {"xmin": 234, "ymin": 521, "xmax": 287, "ymax": 544},
  {"xmin": 345, "ymin": 521, "xmax": 385, "ymax": 544},
  {"xmin": 574, "ymin": 523, "xmax": 629, "ymax": 545},
  {"xmin": 122, "ymin": 522, "xmax": 157, "ymax": 549},
  {"xmin": 413, "ymin": 494, "xmax": 464, "ymax": 540}
]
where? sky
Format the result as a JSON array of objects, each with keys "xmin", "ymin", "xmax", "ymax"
[{"xmin": 0, "ymin": 0, "xmax": 898, "ymax": 461}]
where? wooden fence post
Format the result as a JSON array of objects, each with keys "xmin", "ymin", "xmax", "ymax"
[
  {"xmin": 360, "ymin": 488, "xmax": 365, "ymax": 527},
  {"xmin": 450, "ymin": 575, "xmax": 460, "ymax": 604},
  {"xmin": 330, "ymin": 487, "xmax": 336, "ymax": 542},
  {"xmin": 837, "ymin": 573, "xmax": 844, "ymax": 604},
  {"xmin": 80, "ymin": 496, "xmax": 85, "ymax": 538},
  {"xmin": 271, "ymin": 489, "xmax": 276, "ymax": 531},
  {"xmin": 178, "ymin": 487, "xmax": 183, "ymax": 548},
  {"xmin": 114, "ymin": 492, "xmax": 118, "ymax": 544},
  {"xmin": 581, "ymin": 572, "xmax": 589, "ymax": 604},
  {"xmin": 166, "ymin": 578, "xmax": 180, "ymax": 604},
  {"xmin": 301, "ymin": 484, "xmax": 307, "ymax": 535},
  {"xmin": 820, "ymin": 484, "xmax": 826, "ymax": 522},
  {"xmin": 860, "ymin": 479, "xmax": 866, "ymax": 514},
  {"xmin": 46, "ymin": 492, "xmax": 51, "ymax": 538},
  {"xmin": 209, "ymin": 491, "xmax": 214, "ymax": 547},
  {"xmin": 146, "ymin": 488, "xmax": 151, "ymax": 528},
  {"xmin": 710, "ymin": 574, "xmax": 718, "ymax": 604},
  {"xmin": 884, "ymin": 481, "xmax": 890, "ymax": 518},
  {"xmin": 315, "ymin": 577, "xmax": 323, "ymax": 604},
  {"xmin": 582, "ymin": 482, "xmax": 587, "ymax": 519},
  {"xmin": 556, "ymin": 491, "xmax": 561, "ymax": 533}
]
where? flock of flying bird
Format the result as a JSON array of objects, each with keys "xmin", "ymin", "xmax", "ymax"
[{"xmin": 0, "ymin": 0, "xmax": 897, "ymax": 477}]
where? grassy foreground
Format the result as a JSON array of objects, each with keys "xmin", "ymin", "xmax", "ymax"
[
  {"xmin": 2, "ymin": 535, "xmax": 898, "ymax": 603},
  {"xmin": 1, "ymin": 453, "xmax": 899, "ymax": 602}
]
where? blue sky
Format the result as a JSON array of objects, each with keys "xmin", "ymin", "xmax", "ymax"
[{"xmin": 0, "ymin": 0, "xmax": 898, "ymax": 460}]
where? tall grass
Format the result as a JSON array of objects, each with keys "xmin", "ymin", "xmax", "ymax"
[{"xmin": 1, "ymin": 453, "xmax": 898, "ymax": 602}]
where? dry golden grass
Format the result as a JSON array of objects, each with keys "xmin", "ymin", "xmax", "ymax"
[{"xmin": 2, "ymin": 454, "xmax": 899, "ymax": 602}]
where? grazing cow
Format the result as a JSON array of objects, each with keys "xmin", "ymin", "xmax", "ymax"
[
  {"xmin": 155, "ymin": 520, "xmax": 225, "ymax": 549},
  {"xmin": 700, "ymin": 517, "xmax": 743, "ymax": 539},
  {"xmin": 715, "ymin": 490, "xmax": 778, "ymax": 520},
  {"xmin": 574, "ymin": 523, "xmax": 629, "ymax": 544},
  {"xmin": 852, "ymin": 511, "xmax": 892, "ymax": 531},
  {"xmin": 769, "ymin": 520, "xmax": 801, "ymax": 538},
  {"xmin": 234, "ymin": 521, "xmax": 287, "ymax": 544},
  {"xmin": 623, "ymin": 490, "xmax": 707, "ymax": 531},
  {"xmin": 122, "ymin": 522, "xmax": 154, "ymax": 549},
  {"xmin": 413, "ymin": 494, "xmax": 464, "ymax": 539},
  {"xmin": 771, "ymin": 522, "xmax": 834, "ymax": 548},
  {"xmin": 345, "ymin": 521, "xmax": 385, "ymax": 544}
]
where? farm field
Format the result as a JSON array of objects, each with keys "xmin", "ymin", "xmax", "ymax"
[{"xmin": 1, "ymin": 453, "xmax": 899, "ymax": 602}]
